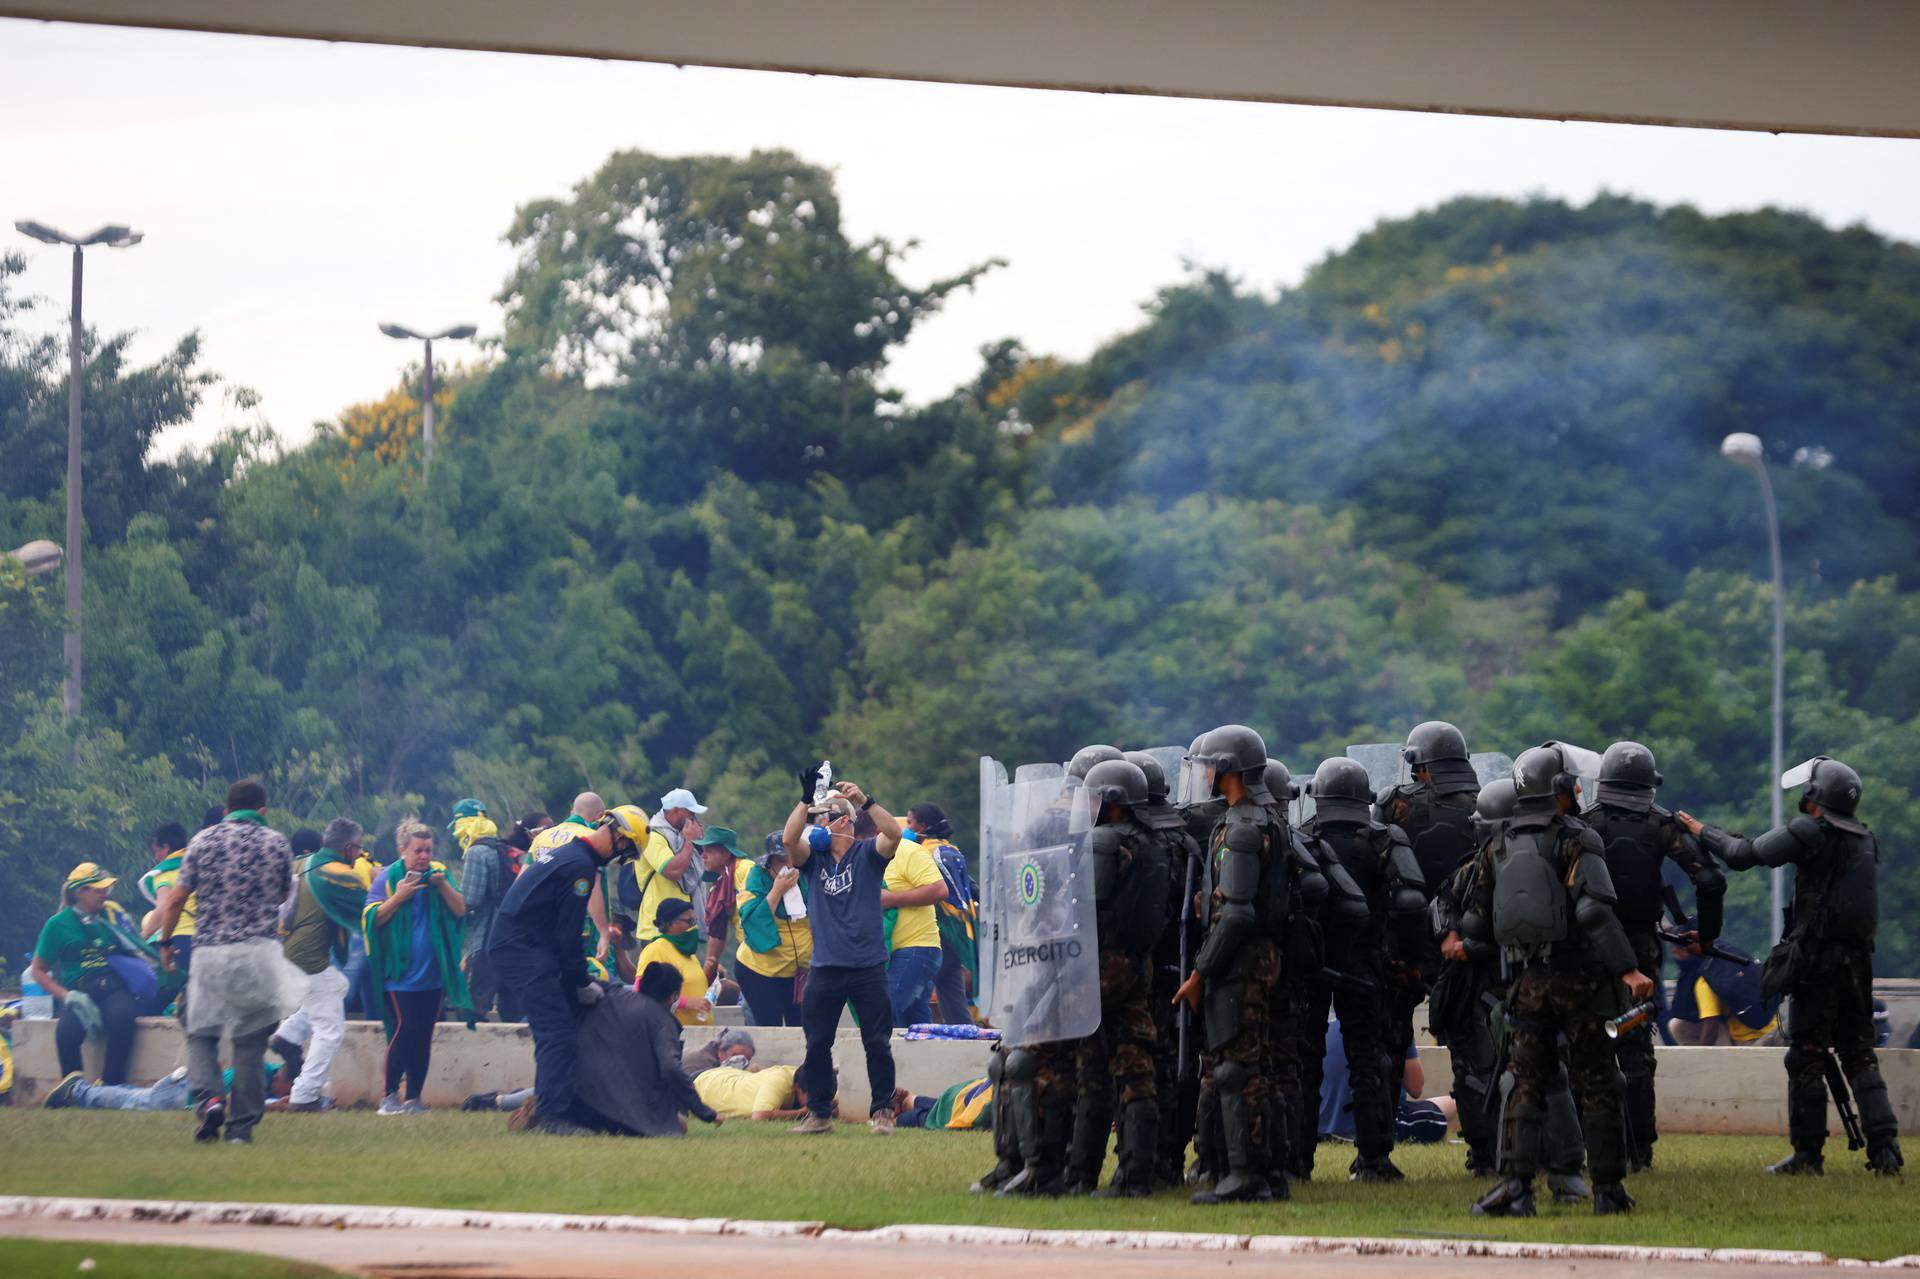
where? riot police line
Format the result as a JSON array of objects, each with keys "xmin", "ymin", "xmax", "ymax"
[{"xmin": 969, "ymin": 724, "xmax": 1902, "ymax": 1214}]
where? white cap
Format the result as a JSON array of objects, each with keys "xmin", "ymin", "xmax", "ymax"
[{"xmin": 659, "ymin": 787, "xmax": 708, "ymax": 815}]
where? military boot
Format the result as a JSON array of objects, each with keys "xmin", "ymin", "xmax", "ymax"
[
  {"xmin": 1851, "ymin": 1070, "xmax": 1905, "ymax": 1176},
  {"xmin": 1349, "ymin": 1084, "xmax": 1403, "ymax": 1182},
  {"xmin": 998, "ymin": 1091, "xmax": 1071, "ymax": 1196},
  {"xmin": 1095, "ymin": 1100, "xmax": 1160, "ymax": 1198},
  {"xmin": 970, "ymin": 1111, "xmax": 1025, "ymax": 1193},
  {"xmin": 1592, "ymin": 1182, "xmax": 1636, "ymax": 1215},
  {"xmin": 1765, "ymin": 1151, "xmax": 1826, "ymax": 1176},
  {"xmin": 1191, "ymin": 1076, "xmax": 1274, "ymax": 1204},
  {"xmin": 1545, "ymin": 1171, "xmax": 1591, "ymax": 1204},
  {"xmin": 1768, "ymin": 1080, "xmax": 1828, "ymax": 1175},
  {"xmin": 1544, "ymin": 1084, "xmax": 1588, "ymax": 1184},
  {"xmin": 1471, "ymin": 1177, "xmax": 1537, "ymax": 1217},
  {"xmin": 1060, "ymin": 1102, "xmax": 1113, "ymax": 1196},
  {"xmin": 1623, "ymin": 1072, "xmax": 1657, "ymax": 1172}
]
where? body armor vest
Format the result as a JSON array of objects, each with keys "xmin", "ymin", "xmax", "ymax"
[
  {"xmin": 1588, "ymin": 805, "xmax": 1667, "ymax": 931},
  {"xmin": 1491, "ymin": 827, "xmax": 1570, "ymax": 950}
]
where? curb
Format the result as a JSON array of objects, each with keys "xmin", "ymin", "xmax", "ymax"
[{"xmin": 1, "ymin": 1196, "xmax": 1912, "ymax": 1268}]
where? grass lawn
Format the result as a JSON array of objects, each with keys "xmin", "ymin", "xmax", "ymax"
[
  {"xmin": 0, "ymin": 1111, "xmax": 1913, "ymax": 1260},
  {"xmin": 5, "ymin": 1239, "xmax": 339, "ymax": 1279}
]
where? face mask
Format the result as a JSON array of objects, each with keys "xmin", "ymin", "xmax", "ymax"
[
  {"xmin": 804, "ymin": 825, "xmax": 832, "ymax": 854},
  {"xmin": 722, "ymin": 1054, "xmax": 751, "ymax": 1070},
  {"xmin": 665, "ymin": 930, "xmax": 701, "ymax": 956},
  {"xmin": 899, "ymin": 827, "xmax": 921, "ymax": 843}
]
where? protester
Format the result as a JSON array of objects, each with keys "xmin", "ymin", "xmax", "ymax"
[
  {"xmin": 138, "ymin": 822, "xmax": 194, "ymax": 987},
  {"xmin": 694, "ymin": 1060, "xmax": 812, "ymax": 1121},
  {"xmin": 695, "ymin": 827, "xmax": 750, "ymax": 985},
  {"xmin": 43, "ymin": 1061, "xmax": 292, "ymax": 1112},
  {"xmin": 635, "ymin": 788, "xmax": 708, "ymax": 946},
  {"xmin": 31, "ymin": 864, "xmax": 141, "ymax": 1086},
  {"xmin": 683, "ymin": 1028, "xmax": 757, "ymax": 1077},
  {"xmin": 451, "ymin": 800, "xmax": 518, "ymax": 1020},
  {"xmin": 538, "ymin": 962, "xmax": 723, "ymax": 1137},
  {"xmin": 782, "ymin": 775, "xmax": 904, "ymax": 1135},
  {"xmin": 156, "ymin": 778, "xmax": 303, "ymax": 1145},
  {"xmin": 896, "ymin": 1077, "xmax": 995, "ymax": 1131},
  {"xmin": 1318, "ymin": 1018, "xmax": 1452, "ymax": 1147},
  {"xmin": 906, "ymin": 804, "xmax": 978, "ymax": 1025},
  {"xmin": 270, "ymin": 818, "xmax": 367, "ymax": 1112},
  {"xmin": 634, "ymin": 899, "xmax": 713, "ymax": 1026},
  {"xmin": 488, "ymin": 810, "xmax": 641, "ymax": 1135},
  {"xmin": 363, "ymin": 819, "xmax": 469, "ymax": 1115},
  {"xmin": 882, "ymin": 823, "xmax": 949, "ymax": 1026},
  {"xmin": 732, "ymin": 837, "xmax": 811, "ymax": 1027}
]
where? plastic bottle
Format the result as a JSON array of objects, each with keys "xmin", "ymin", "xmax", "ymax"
[{"xmin": 20, "ymin": 963, "xmax": 54, "ymax": 1019}]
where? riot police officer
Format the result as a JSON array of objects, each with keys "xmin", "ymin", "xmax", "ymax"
[
  {"xmin": 1585, "ymin": 741, "xmax": 1727, "ymax": 1171},
  {"xmin": 1374, "ymin": 722, "xmax": 1480, "ymax": 1114},
  {"xmin": 1464, "ymin": 743, "xmax": 1656, "ymax": 1217},
  {"xmin": 993, "ymin": 742, "xmax": 1125, "ymax": 1197},
  {"xmin": 1061, "ymin": 759, "xmax": 1173, "ymax": 1197},
  {"xmin": 1261, "ymin": 758, "xmax": 1327, "ymax": 1184},
  {"xmin": 1174, "ymin": 724, "xmax": 1303, "ymax": 1203},
  {"xmin": 1430, "ymin": 777, "xmax": 1515, "ymax": 1175},
  {"xmin": 1125, "ymin": 749, "xmax": 1204, "ymax": 1189},
  {"xmin": 1301, "ymin": 757, "xmax": 1428, "ymax": 1182},
  {"xmin": 1683, "ymin": 756, "xmax": 1902, "ymax": 1176}
]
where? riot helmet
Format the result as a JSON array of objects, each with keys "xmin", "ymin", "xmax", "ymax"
[
  {"xmin": 1309, "ymin": 757, "xmax": 1373, "ymax": 825},
  {"xmin": 1182, "ymin": 724, "xmax": 1270, "ymax": 804},
  {"xmin": 1264, "ymin": 760, "xmax": 1298, "ymax": 803},
  {"xmin": 1068, "ymin": 744, "xmax": 1125, "ymax": 782},
  {"xmin": 1475, "ymin": 777, "xmax": 1517, "ymax": 823},
  {"xmin": 1595, "ymin": 740, "xmax": 1662, "ymax": 812},
  {"xmin": 1072, "ymin": 758, "xmax": 1150, "ymax": 833},
  {"xmin": 1123, "ymin": 750, "xmax": 1170, "ymax": 803},
  {"xmin": 1783, "ymin": 755, "xmax": 1865, "ymax": 833},
  {"xmin": 1402, "ymin": 720, "xmax": 1479, "ymax": 793},
  {"xmin": 1512, "ymin": 741, "xmax": 1602, "ymax": 807}
]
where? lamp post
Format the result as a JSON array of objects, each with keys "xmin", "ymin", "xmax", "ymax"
[
  {"xmin": 1721, "ymin": 431, "xmax": 1786, "ymax": 944},
  {"xmin": 14, "ymin": 220, "xmax": 143, "ymax": 719},
  {"xmin": 377, "ymin": 322, "xmax": 477, "ymax": 481}
]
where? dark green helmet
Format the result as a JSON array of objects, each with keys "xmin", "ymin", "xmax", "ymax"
[
  {"xmin": 1475, "ymin": 777, "xmax": 1517, "ymax": 822},
  {"xmin": 1123, "ymin": 750, "xmax": 1169, "ymax": 803},
  {"xmin": 1786, "ymin": 755, "xmax": 1863, "ymax": 826},
  {"xmin": 1189, "ymin": 724, "xmax": 1270, "ymax": 803},
  {"xmin": 1599, "ymin": 741, "xmax": 1662, "ymax": 789},
  {"xmin": 1264, "ymin": 760, "xmax": 1298, "ymax": 803},
  {"xmin": 1067, "ymin": 744, "xmax": 1125, "ymax": 781},
  {"xmin": 1403, "ymin": 721, "xmax": 1469, "ymax": 767},
  {"xmin": 1310, "ymin": 757, "xmax": 1373, "ymax": 823},
  {"xmin": 1082, "ymin": 759, "xmax": 1150, "ymax": 809},
  {"xmin": 1513, "ymin": 741, "xmax": 1601, "ymax": 804}
]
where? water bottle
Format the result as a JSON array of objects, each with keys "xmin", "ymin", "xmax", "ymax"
[{"xmin": 20, "ymin": 961, "xmax": 54, "ymax": 1019}]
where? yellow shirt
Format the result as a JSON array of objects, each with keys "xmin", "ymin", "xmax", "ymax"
[
  {"xmin": 635, "ymin": 829, "xmax": 693, "ymax": 943},
  {"xmin": 635, "ymin": 936, "xmax": 712, "ymax": 1026},
  {"xmin": 694, "ymin": 1064, "xmax": 800, "ymax": 1120},
  {"xmin": 732, "ymin": 858, "xmax": 813, "ymax": 978},
  {"xmin": 885, "ymin": 841, "xmax": 943, "ymax": 951},
  {"xmin": 528, "ymin": 819, "xmax": 593, "ymax": 862},
  {"xmin": 149, "ymin": 862, "xmax": 198, "ymax": 938}
]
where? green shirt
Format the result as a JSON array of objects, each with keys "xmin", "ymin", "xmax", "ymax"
[{"xmin": 35, "ymin": 906, "xmax": 118, "ymax": 989}]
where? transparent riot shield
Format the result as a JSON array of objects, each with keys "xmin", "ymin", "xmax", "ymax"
[
  {"xmin": 1471, "ymin": 751, "xmax": 1516, "ymax": 789},
  {"xmin": 978, "ymin": 758, "xmax": 1101, "ymax": 1048},
  {"xmin": 1345, "ymin": 743, "xmax": 1409, "ymax": 795}
]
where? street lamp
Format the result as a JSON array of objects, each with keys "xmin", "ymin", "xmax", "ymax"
[
  {"xmin": 378, "ymin": 322, "xmax": 477, "ymax": 481},
  {"xmin": 1721, "ymin": 431, "xmax": 1786, "ymax": 944},
  {"xmin": 14, "ymin": 219, "xmax": 143, "ymax": 719}
]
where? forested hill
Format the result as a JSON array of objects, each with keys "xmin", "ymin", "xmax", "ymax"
[{"xmin": 1, "ymin": 155, "xmax": 1916, "ymax": 970}]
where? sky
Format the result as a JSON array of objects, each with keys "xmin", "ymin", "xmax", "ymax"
[{"xmin": 3, "ymin": 18, "xmax": 1919, "ymax": 455}]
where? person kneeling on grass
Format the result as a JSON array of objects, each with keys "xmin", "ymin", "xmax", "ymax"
[{"xmin": 511, "ymin": 962, "xmax": 724, "ymax": 1137}]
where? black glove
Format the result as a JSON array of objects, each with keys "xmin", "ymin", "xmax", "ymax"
[{"xmin": 799, "ymin": 765, "xmax": 823, "ymax": 807}]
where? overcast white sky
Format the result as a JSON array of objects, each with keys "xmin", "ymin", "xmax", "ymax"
[{"xmin": 4, "ymin": 18, "xmax": 1919, "ymax": 454}]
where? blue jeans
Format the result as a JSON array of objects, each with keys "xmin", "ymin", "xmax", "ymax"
[
  {"xmin": 887, "ymin": 946, "xmax": 942, "ymax": 1027},
  {"xmin": 73, "ymin": 1070, "xmax": 191, "ymax": 1111}
]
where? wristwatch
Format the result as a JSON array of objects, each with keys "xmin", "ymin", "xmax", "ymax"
[{"xmin": 860, "ymin": 797, "xmax": 876, "ymax": 811}]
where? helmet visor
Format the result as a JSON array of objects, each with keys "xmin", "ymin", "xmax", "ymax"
[
  {"xmin": 1179, "ymin": 757, "xmax": 1219, "ymax": 806},
  {"xmin": 1780, "ymin": 757, "xmax": 1827, "ymax": 790}
]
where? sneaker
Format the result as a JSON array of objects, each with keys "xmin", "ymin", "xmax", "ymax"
[
  {"xmin": 789, "ymin": 1113, "xmax": 835, "ymax": 1135},
  {"xmin": 869, "ymin": 1107, "xmax": 896, "ymax": 1136},
  {"xmin": 225, "ymin": 1129, "xmax": 253, "ymax": 1145},
  {"xmin": 400, "ymin": 1098, "xmax": 430, "ymax": 1115},
  {"xmin": 377, "ymin": 1093, "xmax": 407, "ymax": 1116},
  {"xmin": 194, "ymin": 1097, "xmax": 227, "ymax": 1143},
  {"xmin": 42, "ymin": 1071, "xmax": 84, "ymax": 1110},
  {"xmin": 285, "ymin": 1099, "xmax": 330, "ymax": 1114},
  {"xmin": 462, "ymin": 1092, "xmax": 500, "ymax": 1113}
]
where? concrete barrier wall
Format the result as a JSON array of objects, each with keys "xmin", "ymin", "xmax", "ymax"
[{"xmin": 13, "ymin": 1017, "xmax": 1918, "ymax": 1134}]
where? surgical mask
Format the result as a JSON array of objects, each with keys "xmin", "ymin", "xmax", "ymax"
[
  {"xmin": 899, "ymin": 827, "xmax": 921, "ymax": 843},
  {"xmin": 665, "ymin": 930, "xmax": 701, "ymax": 956},
  {"xmin": 722, "ymin": 1054, "xmax": 751, "ymax": 1070}
]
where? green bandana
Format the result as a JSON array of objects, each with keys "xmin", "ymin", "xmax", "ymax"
[
  {"xmin": 665, "ymin": 930, "xmax": 701, "ymax": 956},
  {"xmin": 224, "ymin": 809, "xmax": 266, "ymax": 825}
]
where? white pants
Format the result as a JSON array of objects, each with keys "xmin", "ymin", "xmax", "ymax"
[{"xmin": 275, "ymin": 966, "xmax": 348, "ymax": 1104}]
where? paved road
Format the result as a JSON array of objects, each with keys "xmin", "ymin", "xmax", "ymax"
[{"xmin": 3, "ymin": 1218, "xmax": 1821, "ymax": 1278}]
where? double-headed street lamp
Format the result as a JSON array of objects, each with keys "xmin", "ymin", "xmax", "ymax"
[
  {"xmin": 378, "ymin": 322, "xmax": 477, "ymax": 481},
  {"xmin": 1721, "ymin": 431, "xmax": 1786, "ymax": 944},
  {"xmin": 14, "ymin": 219, "xmax": 143, "ymax": 719}
]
